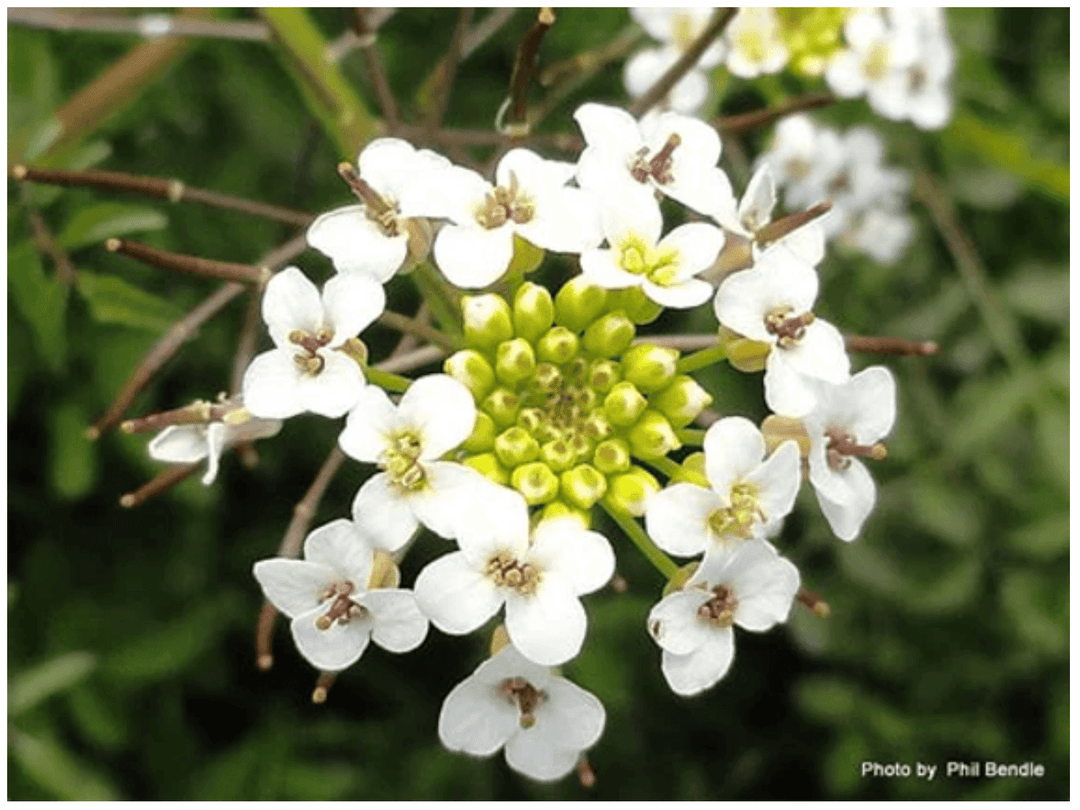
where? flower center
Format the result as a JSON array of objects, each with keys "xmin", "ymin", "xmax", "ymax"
[
  {"xmin": 670, "ymin": 12, "xmax": 699, "ymax": 51},
  {"xmin": 825, "ymin": 427, "xmax": 887, "ymax": 471},
  {"xmin": 764, "ymin": 307, "xmax": 815, "ymax": 348},
  {"xmin": 736, "ymin": 29, "xmax": 768, "ymax": 64},
  {"xmin": 289, "ymin": 328, "xmax": 334, "ymax": 375},
  {"xmin": 314, "ymin": 581, "xmax": 367, "ymax": 630},
  {"xmin": 708, "ymin": 480, "xmax": 764, "ymax": 539},
  {"xmin": 338, "ymin": 162, "xmax": 401, "ymax": 237},
  {"xmin": 698, "ymin": 583, "xmax": 738, "ymax": 627},
  {"xmin": 499, "ymin": 676, "xmax": 546, "ymax": 729},
  {"xmin": 629, "ymin": 133, "xmax": 681, "ymax": 187},
  {"xmin": 618, "ymin": 236, "xmax": 681, "ymax": 287},
  {"xmin": 485, "ymin": 550, "xmax": 541, "ymax": 596},
  {"xmin": 380, "ymin": 431, "xmax": 426, "ymax": 491},
  {"xmin": 864, "ymin": 41, "xmax": 891, "ymax": 82},
  {"xmin": 475, "ymin": 171, "xmax": 534, "ymax": 230}
]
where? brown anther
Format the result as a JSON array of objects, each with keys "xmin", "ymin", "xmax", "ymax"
[
  {"xmin": 337, "ymin": 162, "xmax": 395, "ymax": 226},
  {"xmin": 797, "ymin": 588, "xmax": 831, "ymax": 618},
  {"xmin": 647, "ymin": 132, "xmax": 682, "ymax": 185},
  {"xmin": 314, "ymin": 583, "xmax": 359, "ymax": 631},
  {"xmin": 698, "ymin": 583, "xmax": 738, "ymax": 627},
  {"xmin": 289, "ymin": 329, "xmax": 331, "ymax": 355},
  {"xmin": 825, "ymin": 429, "xmax": 887, "ymax": 470},
  {"xmin": 486, "ymin": 552, "xmax": 540, "ymax": 596},
  {"xmin": 765, "ymin": 309, "xmax": 815, "ymax": 345},
  {"xmin": 501, "ymin": 676, "xmax": 544, "ymax": 728},
  {"xmin": 293, "ymin": 353, "xmax": 325, "ymax": 375},
  {"xmin": 312, "ymin": 670, "xmax": 337, "ymax": 704}
]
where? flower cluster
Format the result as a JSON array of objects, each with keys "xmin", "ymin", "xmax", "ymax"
[{"xmin": 139, "ymin": 93, "xmax": 901, "ymax": 784}]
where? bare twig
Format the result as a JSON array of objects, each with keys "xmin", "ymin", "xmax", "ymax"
[
  {"xmin": 8, "ymin": 8, "xmax": 271, "ymax": 41},
  {"xmin": 353, "ymin": 9, "xmax": 400, "ymax": 127},
  {"xmin": 106, "ymin": 239, "xmax": 269, "ymax": 285},
  {"xmin": 119, "ymin": 463, "xmax": 201, "ymax": 508},
  {"xmin": 27, "ymin": 210, "xmax": 78, "ymax": 286},
  {"xmin": 312, "ymin": 671, "xmax": 338, "ymax": 703},
  {"xmin": 373, "ymin": 344, "xmax": 446, "ymax": 375},
  {"xmin": 796, "ymin": 588, "xmax": 831, "ymax": 618},
  {"xmin": 503, "ymin": 8, "xmax": 556, "ymax": 134},
  {"xmin": 627, "ymin": 8, "xmax": 737, "ymax": 118},
  {"xmin": 11, "ymin": 165, "xmax": 314, "ymax": 228},
  {"xmin": 715, "ymin": 92, "xmax": 835, "ymax": 135},
  {"xmin": 756, "ymin": 202, "xmax": 832, "ymax": 246},
  {"xmin": 376, "ymin": 310, "xmax": 456, "ymax": 351},
  {"xmin": 426, "ymin": 8, "xmax": 474, "ymax": 133},
  {"xmin": 416, "ymin": 8, "xmax": 516, "ymax": 108},
  {"xmin": 845, "ymin": 334, "xmax": 939, "ymax": 357}
]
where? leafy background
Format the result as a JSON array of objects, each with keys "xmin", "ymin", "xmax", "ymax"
[{"xmin": 8, "ymin": 8, "xmax": 1068, "ymax": 800}]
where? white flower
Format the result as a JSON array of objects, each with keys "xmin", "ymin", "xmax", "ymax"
[
  {"xmin": 252, "ymin": 518, "xmax": 428, "ymax": 671},
  {"xmin": 307, "ymin": 138, "xmax": 450, "ymax": 281},
  {"xmin": 573, "ymin": 103, "xmax": 736, "ymax": 218},
  {"xmin": 825, "ymin": 10, "xmax": 919, "ymax": 108},
  {"xmin": 414, "ymin": 488, "xmax": 615, "ymax": 666},
  {"xmin": 647, "ymin": 539, "xmax": 800, "ymax": 696},
  {"xmin": 242, "ymin": 266, "xmax": 384, "ymax": 420},
  {"xmin": 713, "ymin": 249, "xmax": 849, "ymax": 416},
  {"xmin": 723, "ymin": 8, "xmax": 789, "ymax": 79},
  {"xmin": 148, "ymin": 409, "xmax": 281, "ymax": 485},
  {"xmin": 580, "ymin": 190, "xmax": 724, "ymax": 309},
  {"xmin": 804, "ymin": 366, "xmax": 896, "ymax": 541},
  {"xmin": 338, "ymin": 374, "xmax": 482, "ymax": 552},
  {"xmin": 645, "ymin": 416, "xmax": 801, "ymax": 560},
  {"xmin": 438, "ymin": 643, "xmax": 606, "ymax": 782},
  {"xmin": 843, "ymin": 208, "xmax": 914, "ymax": 265},
  {"xmin": 403, "ymin": 148, "xmax": 600, "ymax": 289}
]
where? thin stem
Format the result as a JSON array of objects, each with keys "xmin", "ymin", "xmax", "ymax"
[
  {"xmin": 645, "ymin": 455, "xmax": 710, "ymax": 488},
  {"xmin": 8, "ymin": 8, "xmax": 271, "ymax": 41},
  {"xmin": 363, "ymin": 367, "xmax": 412, "ymax": 394},
  {"xmin": 715, "ymin": 92, "xmax": 835, "ymax": 135},
  {"xmin": 796, "ymin": 588, "xmax": 831, "ymax": 618},
  {"xmin": 119, "ymin": 463, "xmax": 200, "ymax": 508},
  {"xmin": 11, "ymin": 165, "xmax": 314, "ymax": 228},
  {"xmin": 416, "ymin": 9, "xmax": 517, "ymax": 112},
  {"xmin": 845, "ymin": 334, "xmax": 939, "ymax": 357},
  {"xmin": 626, "ymin": 8, "xmax": 737, "ymax": 118},
  {"xmin": 377, "ymin": 310, "xmax": 456, "ymax": 351},
  {"xmin": 426, "ymin": 8, "xmax": 474, "ymax": 133},
  {"xmin": 601, "ymin": 502, "xmax": 677, "ymax": 580},
  {"xmin": 676, "ymin": 343, "xmax": 728, "ymax": 374},
  {"xmin": 756, "ymin": 202, "xmax": 832, "ymax": 246},
  {"xmin": 503, "ymin": 7, "xmax": 556, "ymax": 133},
  {"xmin": 105, "ymin": 239, "xmax": 268, "ymax": 285},
  {"xmin": 675, "ymin": 428, "xmax": 706, "ymax": 446},
  {"xmin": 373, "ymin": 345, "xmax": 446, "ymax": 375},
  {"xmin": 353, "ymin": 10, "xmax": 399, "ymax": 127},
  {"xmin": 637, "ymin": 333, "xmax": 718, "ymax": 352},
  {"xmin": 27, "ymin": 209, "xmax": 78, "ymax": 286}
]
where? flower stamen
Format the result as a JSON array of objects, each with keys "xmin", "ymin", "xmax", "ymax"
[
  {"xmin": 486, "ymin": 551, "xmax": 541, "ymax": 596},
  {"xmin": 698, "ymin": 583, "xmax": 738, "ymax": 627},
  {"xmin": 500, "ymin": 676, "xmax": 546, "ymax": 729}
]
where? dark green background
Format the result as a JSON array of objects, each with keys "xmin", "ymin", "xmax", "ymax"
[{"xmin": 8, "ymin": 8, "xmax": 1068, "ymax": 800}]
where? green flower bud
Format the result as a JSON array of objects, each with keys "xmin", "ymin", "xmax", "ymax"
[
  {"xmin": 462, "ymin": 411, "xmax": 497, "ymax": 453},
  {"xmin": 495, "ymin": 338, "xmax": 537, "ymax": 387},
  {"xmin": 650, "ymin": 375, "xmax": 714, "ymax": 428},
  {"xmin": 580, "ymin": 411, "xmax": 612, "ymax": 441},
  {"xmin": 463, "ymin": 294, "xmax": 513, "ymax": 350},
  {"xmin": 507, "ymin": 233, "xmax": 546, "ymax": 276},
  {"xmin": 620, "ymin": 344, "xmax": 680, "ymax": 393},
  {"xmin": 719, "ymin": 326, "xmax": 769, "ymax": 373},
  {"xmin": 494, "ymin": 426, "xmax": 541, "ymax": 468},
  {"xmin": 604, "ymin": 381, "xmax": 648, "ymax": 427},
  {"xmin": 588, "ymin": 359, "xmax": 620, "ymax": 393},
  {"xmin": 444, "ymin": 349, "xmax": 496, "ymax": 401},
  {"xmin": 516, "ymin": 407, "xmax": 546, "ymax": 434},
  {"xmin": 536, "ymin": 326, "xmax": 580, "ymax": 365},
  {"xmin": 628, "ymin": 409, "xmax": 681, "ymax": 459},
  {"xmin": 761, "ymin": 414, "xmax": 811, "ymax": 458},
  {"xmin": 601, "ymin": 465, "xmax": 660, "ymax": 517},
  {"xmin": 511, "ymin": 461, "xmax": 560, "ymax": 505},
  {"xmin": 539, "ymin": 501, "xmax": 591, "ymax": 529},
  {"xmin": 481, "ymin": 387, "xmax": 519, "ymax": 428},
  {"xmin": 530, "ymin": 362, "xmax": 563, "ymax": 393},
  {"xmin": 570, "ymin": 433, "xmax": 594, "ymax": 463},
  {"xmin": 554, "ymin": 277, "xmax": 608, "ymax": 333},
  {"xmin": 682, "ymin": 451, "xmax": 708, "ymax": 481},
  {"xmin": 609, "ymin": 286, "xmax": 664, "ymax": 324},
  {"xmin": 583, "ymin": 311, "xmax": 635, "ymax": 358},
  {"xmin": 560, "ymin": 463, "xmax": 608, "ymax": 510},
  {"xmin": 592, "ymin": 437, "xmax": 631, "ymax": 475},
  {"xmin": 540, "ymin": 439, "xmax": 576, "ymax": 473},
  {"xmin": 464, "ymin": 452, "xmax": 510, "ymax": 486},
  {"xmin": 512, "ymin": 281, "xmax": 555, "ymax": 344}
]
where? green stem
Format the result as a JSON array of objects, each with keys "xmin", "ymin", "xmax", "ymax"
[
  {"xmin": 411, "ymin": 262, "xmax": 463, "ymax": 340},
  {"xmin": 646, "ymin": 455, "xmax": 710, "ymax": 488},
  {"xmin": 676, "ymin": 342, "xmax": 727, "ymax": 374},
  {"xmin": 601, "ymin": 502, "xmax": 677, "ymax": 580},
  {"xmin": 675, "ymin": 428, "xmax": 706, "ymax": 446},
  {"xmin": 363, "ymin": 366, "xmax": 411, "ymax": 394}
]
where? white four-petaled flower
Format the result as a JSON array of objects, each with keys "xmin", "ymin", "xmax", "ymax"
[
  {"xmin": 252, "ymin": 518, "xmax": 428, "ymax": 671},
  {"xmin": 438, "ymin": 643, "xmax": 606, "ymax": 781},
  {"xmin": 148, "ymin": 409, "xmax": 282, "ymax": 485}
]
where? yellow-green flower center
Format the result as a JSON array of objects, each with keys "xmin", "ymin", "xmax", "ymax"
[
  {"xmin": 381, "ymin": 431, "xmax": 426, "ymax": 491},
  {"xmin": 486, "ymin": 550, "xmax": 541, "ymax": 596},
  {"xmin": 619, "ymin": 237, "xmax": 681, "ymax": 287},
  {"xmin": 707, "ymin": 481, "xmax": 764, "ymax": 540}
]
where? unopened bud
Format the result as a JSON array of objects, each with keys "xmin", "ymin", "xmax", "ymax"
[
  {"xmin": 403, "ymin": 217, "xmax": 435, "ymax": 268},
  {"xmin": 554, "ymin": 277, "xmax": 608, "ymax": 333},
  {"xmin": 621, "ymin": 344, "xmax": 679, "ymax": 393},
  {"xmin": 604, "ymin": 381, "xmax": 648, "ymax": 427},
  {"xmin": 588, "ymin": 359, "xmax": 620, "ymax": 393},
  {"xmin": 721, "ymin": 327, "xmax": 770, "ymax": 373},
  {"xmin": 560, "ymin": 463, "xmax": 607, "ymax": 510},
  {"xmin": 481, "ymin": 387, "xmax": 519, "ymax": 428},
  {"xmin": 539, "ymin": 501, "xmax": 591, "ymax": 528},
  {"xmin": 540, "ymin": 439, "xmax": 576, "ymax": 473},
  {"xmin": 444, "ymin": 349, "xmax": 496, "ymax": 400},
  {"xmin": 512, "ymin": 281, "xmax": 554, "ymax": 344},
  {"xmin": 536, "ymin": 326, "xmax": 580, "ymax": 365},
  {"xmin": 511, "ymin": 461, "xmax": 560, "ymax": 505},
  {"xmin": 609, "ymin": 286, "xmax": 664, "ymax": 324},
  {"xmin": 369, "ymin": 550, "xmax": 401, "ymax": 589},
  {"xmin": 602, "ymin": 466, "xmax": 660, "ymax": 517},
  {"xmin": 463, "ymin": 294, "xmax": 514, "ymax": 350},
  {"xmin": 494, "ymin": 426, "xmax": 540, "ymax": 468},
  {"xmin": 583, "ymin": 312, "xmax": 635, "ymax": 358},
  {"xmin": 592, "ymin": 437, "xmax": 631, "ymax": 475},
  {"xmin": 463, "ymin": 452, "xmax": 510, "ymax": 486},
  {"xmin": 580, "ymin": 411, "xmax": 612, "ymax": 441},
  {"xmin": 761, "ymin": 414, "xmax": 811, "ymax": 457},
  {"xmin": 495, "ymin": 338, "xmax": 537, "ymax": 387},
  {"xmin": 462, "ymin": 412, "xmax": 498, "ymax": 453},
  {"xmin": 507, "ymin": 233, "xmax": 546, "ymax": 277},
  {"xmin": 651, "ymin": 375, "xmax": 713, "ymax": 428},
  {"xmin": 627, "ymin": 409, "xmax": 680, "ymax": 459}
]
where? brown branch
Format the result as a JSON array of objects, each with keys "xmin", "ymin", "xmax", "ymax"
[
  {"xmin": 715, "ymin": 92, "xmax": 836, "ymax": 135},
  {"xmin": 389, "ymin": 123, "xmax": 582, "ymax": 152},
  {"xmin": 377, "ymin": 310, "xmax": 455, "ymax": 351},
  {"xmin": 312, "ymin": 671, "xmax": 338, "ymax": 704},
  {"xmin": 8, "ymin": 8, "xmax": 271, "ymax": 41},
  {"xmin": 11, "ymin": 165, "xmax": 314, "ymax": 228},
  {"xmin": 627, "ymin": 8, "xmax": 737, "ymax": 118},
  {"xmin": 426, "ymin": 8, "xmax": 474, "ymax": 133},
  {"xmin": 353, "ymin": 9, "xmax": 400, "ymax": 128},
  {"xmin": 119, "ymin": 462, "xmax": 201, "ymax": 508},
  {"xmin": 503, "ymin": 7, "xmax": 556, "ymax": 134},
  {"xmin": 27, "ymin": 210, "xmax": 78, "ymax": 286},
  {"xmin": 373, "ymin": 344, "xmax": 446, "ymax": 375},
  {"xmin": 845, "ymin": 335, "xmax": 939, "ymax": 357},
  {"xmin": 416, "ymin": 8, "xmax": 516, "ymax": 111},
  {"xmin": 756, "ymin": 202, "xmax": 832, "ymax": 246},
  {"xmin": 120, "ymin": 401, "xmax": 230, "ymax": 435},
  {"xmin": 106, "ymin": 238, "xmax": 269, "ymax": 285},
  {"xmin": 796, "ymin": 588, "xmax": 831, "ymax": 618}
]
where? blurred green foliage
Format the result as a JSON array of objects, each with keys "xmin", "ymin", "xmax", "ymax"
[{"xmin": 8, "ymin": 8, "xmax": 1068, "ymax": 800}]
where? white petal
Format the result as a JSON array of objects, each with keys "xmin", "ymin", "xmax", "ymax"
[
  {"xmin": 739, "ymin": 166, "xmax": 777, "ymax": 232},
  {"xmin": 362, "ymin": 588, "xmax": 429, "ymax": 652},
  {"xmin": 302, "ymin": 518, "xmax": 374, "ymax": 586},
  {"xmin": 579, "ymin": 248, "xmax": 642, "ymax": 290},
  {"xmin": 504, "ymin": 580, "xmax": 586, "ymax": 666},
  {"xmin": 398, "ymin": 375, "xmax": 477, "ymax": 459},
  {"xmin": 537, "ymin": 677, "xmax": 606, "ymax": 751},
  {"xmin": 658, "ymin": 222, "xmax": 726, "ymax": 278},
  {"xmin": 433, "ymin": 223, "xmax": 514, "ymax": 289},
  {"xmin": 400, "ymin": 164, "xmax": 490, "ymax": 223},
  {"xmin": 529, "ymin": 519, "xmax": 615, "ymax": 596},
  {"xmin": 504, "ymin": 730, "xmax": 580, "ymax": 783},
  {"xmin": 624, "ymin": 47, "xmax": 669, "ymax": 98},
  {"xmin": 253, "ymin": 558, "xmax": 334, "ymax": 618},
  {"xmin": 409, "ymin": 461, "xmax": 486, "ymax": 540},
  {"xmin": 148, "ymin": 425, "xmax": 209, "ymax": 464},
  {"xmin": 200, "ymin": 424, "xmax": 226, "ymax": 485},
  {"xmin": 665, "ymin": 166, "xmax": 736, "ymax": 219},
  {"xmin": 729, "ymin": 546, "xmax": 800, "ymax": 632},
  {"xmin": 665, "ymin": 70, "xmax": 709, "ymax": 115},
  {"xmin": 262, "ymin": 267, "xmax": 324, "ymax": 347},
  {"xmin": 646, "ymin": 111, "xmax": 721, "ymax": 171},
  {"xmin": 338, "ymin": 385, "xmax": 398, "ymax": 463},
  {"xmin": 746, "ymin": 440, "xmax": 802, "ymax": 526},
  {"xmin": 454, "ymin": 481, "xmax": 532, "ymax": 564},
  {"xmin": 321, "ymin": 272, "xmax": 386, "ymax": 345},
  {"xmin": 847, "ymin": 366, "xmax": 897, "ymax": 443},
  {"xmin": 437, "ymin": 658, "xmax": 520, "ymax": 756},
  {"xmin": 290, "ymin": 603, "xmax": 372, "ymax": 671},
  {"xmin": 647, "ymin": 589, "xmax": 715, "ymax": 655},
  {"xmin": 306, "ymin": 205, "xmax": 407, "ymax": 282},
  {"xmin": 352, "ymin": 473, "xmax": 420, "ymax": 552},
  {"xmin": 712, "ymin": 268, "xmax": 777, "ymax": 342},
  {"xmin": 764, "ymin": 351, "xmax": 818, "ymax": 418},
  {"xmin": 297, "ymin": 351, "xmax": 367, "ymax": 418},
  {"xmin": 241, "ymin": 349, "xmax": 306, "ymax": 419},
  {"xmin": 518, "ymin": 186, "xmax": 602, "ymax": 254},
  {"xmin": 660, "ymin": 631, "xmax": 734, "ymax": 696},
  {"xmin": 644, "ymin": 483, "xmax": 718, "ymax": 557},
  {"xmin": 414, "ymin": 551, "xmax": 503, "ymax": 634},
  {"xmin": 703, "ymin": 416, "xmax": 767, "ymax": 494},
  {"xmin": 573, "ymin": 103, "xmax": 641, "ymax": 153},
  {"xmin": 814, "ymin": 460, "xmax": 876, "ymax": 541},
  {"xmin": 641, "ymin": 277, "xmax": 714, "ymax": 309}
]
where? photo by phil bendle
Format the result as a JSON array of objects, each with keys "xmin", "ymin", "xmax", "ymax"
[{"xmin": 7, "ymin": 7, "xmax": 1067, "ymax": 801}]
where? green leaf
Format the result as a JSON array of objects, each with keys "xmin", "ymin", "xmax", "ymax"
[
  {"xmin": 49, "ymin": 401, "xmax": 97, "ymax": 499},
  {"xmin": 282, "ymin": 763, "xmax": 359, "ymax": 801},
  {"xmin": 56, "ymin": 202, "xmax": 168, "ymax": 252},
  {"xmin": 903, "ymin": 477, "xmax": 984, "ymax": 547},
  {"xmin": 8, "ymin": 241, "xmax": 68, "ymax": 372},
  {"xmin": 76, "ymin": 270, "xmax": 185, "ymax": 332},
  {"xmin": 8, "ymin": 650, "xmax": 97, "ymax": 716},
  {"xmin": 1005, "ymin": 512, "xmax": 1069, "ymax": 561},
  {"xmin": 67, "ymin": 684, "xmax": 129, "ymax": 751},
  {"xmin": 10, "ymin": 729, "xmax": 121, "ymax": 801},
  {"xmin": 1000, "ymin": 570, "xmax": 1068, "ymax": 656},
  {"xmin": 794, "ymin": 676, "xmax": 859, "ymax": 724},
  {"xmin": 1002, "ymin": 263, "xmax": 1069, "ymax": 325}
]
